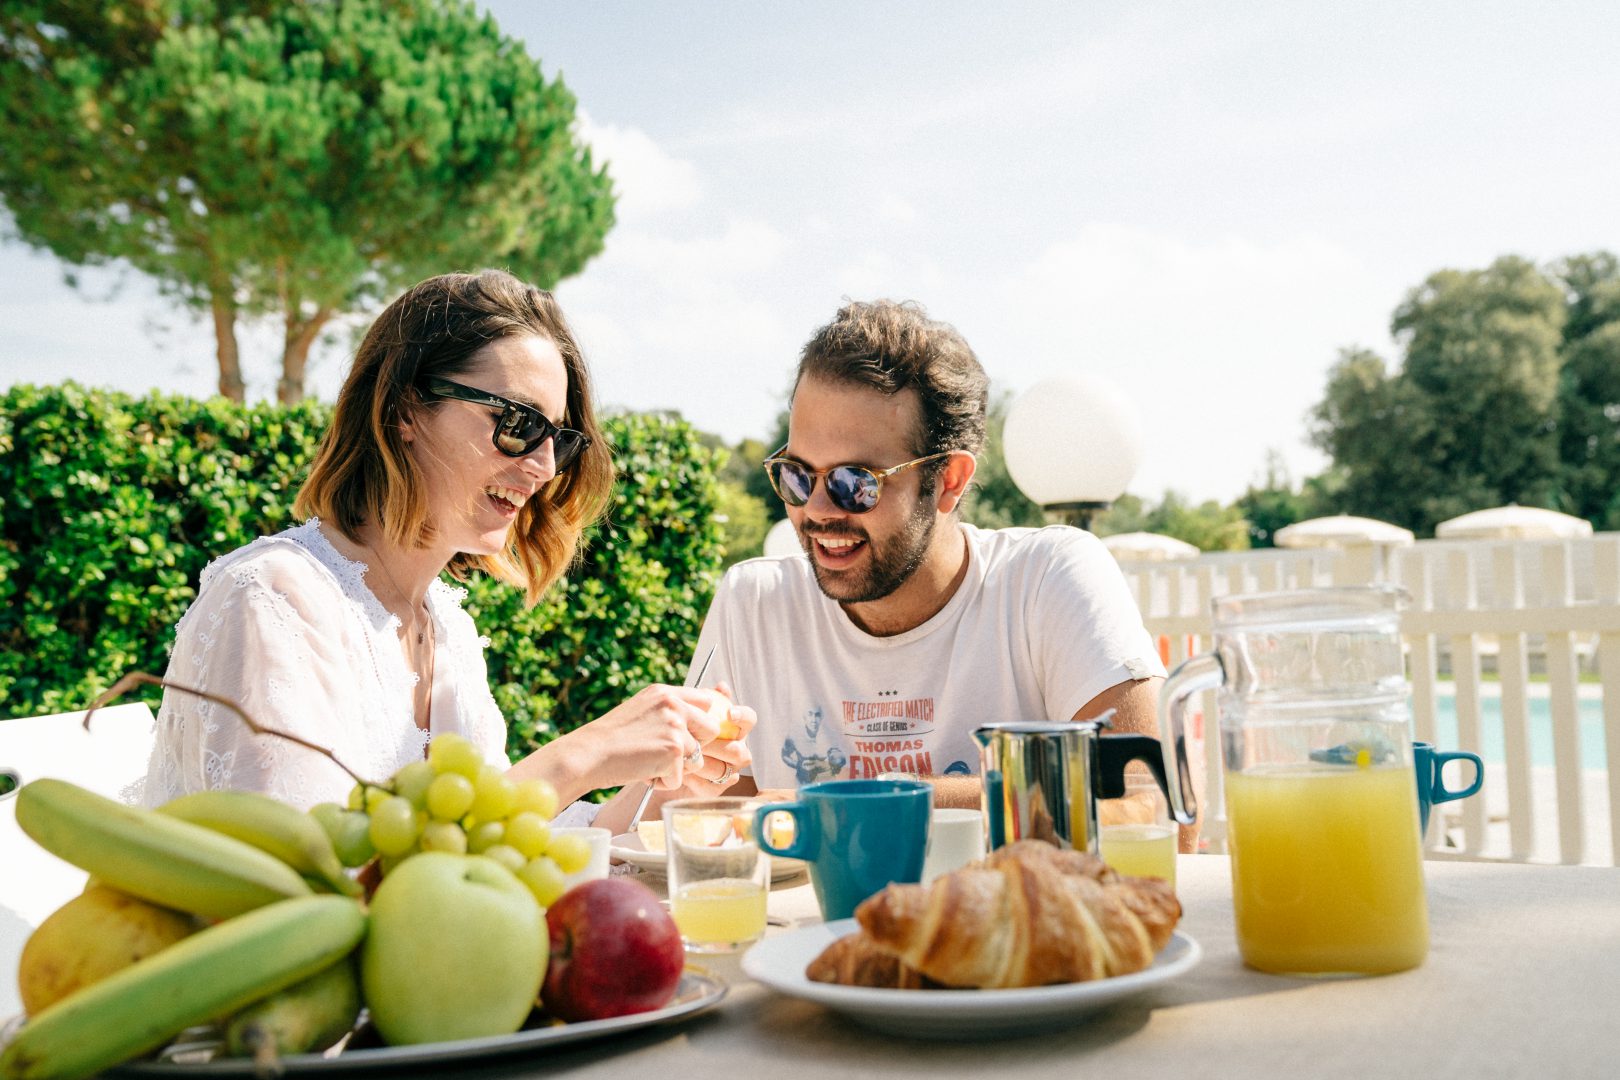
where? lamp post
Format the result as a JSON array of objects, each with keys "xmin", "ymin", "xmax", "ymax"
[{"xmin": 1002, "ymin": 375, "xmax": 1143, "ymax": 531}]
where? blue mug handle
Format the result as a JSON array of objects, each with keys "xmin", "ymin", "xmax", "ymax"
[
  {"xmin": 1430, "ymin": 750, "xmax": 1484, "ymax": 804},
  {"xmin": 753, "ymin": 802, "xmax": 816, "ymax": 861}
]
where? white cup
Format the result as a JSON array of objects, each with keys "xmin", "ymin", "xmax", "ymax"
[
  {"xmin": 551, "ymin": 826, "xmax": 611, "ymax": 890},
  {"xmin": 921, "ymin": 808, "xmax": 986, "ymax": 883}
]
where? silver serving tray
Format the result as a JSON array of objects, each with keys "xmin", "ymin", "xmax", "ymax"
[{"xmin": 82, "ymin": 971, "xmax": 725, "ymax": 1075}]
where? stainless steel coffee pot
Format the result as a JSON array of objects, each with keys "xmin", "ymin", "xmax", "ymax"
[{"xmin": 973, "ymin": 711, "xmax": 1196, "ymax": 853}]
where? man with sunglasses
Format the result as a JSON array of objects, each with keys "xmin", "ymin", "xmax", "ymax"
[{"xmin": 690, "ymin": 300, "xmax": 1172, "ymax": 822}]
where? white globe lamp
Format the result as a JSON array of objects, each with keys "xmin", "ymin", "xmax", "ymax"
[{"xmin": 1002, "ymin": 375, "xmax": 1143, "ymax": 531}]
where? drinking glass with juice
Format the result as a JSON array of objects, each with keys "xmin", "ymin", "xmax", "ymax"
[
  {"xmin": 663, "ymin": 797, "xmax": 770, "ymax": 953},
  {"xmin": 1098, "ymin": 771, "xmax": 1177, "ymax": 887},
  {"xmin": 671, "ymin": 879, "xmax": 767, "ymax": 945}
]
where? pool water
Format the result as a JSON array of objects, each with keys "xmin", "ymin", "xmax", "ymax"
[{"xmin": 1425, "ymin": 691, "xmax": 1607, "ymax": 770}]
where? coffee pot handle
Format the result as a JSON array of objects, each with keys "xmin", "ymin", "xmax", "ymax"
[
  {"xmin": 1158, "ymin": 652, "xmax": 1221, "ymax": 826},
  {"xmin": 1095, "ymin": 734, "xmax": 1169, "ymax": 800}
]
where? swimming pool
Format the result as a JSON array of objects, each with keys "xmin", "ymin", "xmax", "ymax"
[{"xmin": 1424, "ymin": 691, "xmax": 1608, "ymax": 770}]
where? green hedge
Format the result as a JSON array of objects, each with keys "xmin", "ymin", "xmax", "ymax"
[{"xmin": 0, "ymin": 383, "xmax": 725, "ymax": 763}]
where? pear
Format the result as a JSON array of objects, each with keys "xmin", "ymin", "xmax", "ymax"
[{"xmin": 18, "ymin": 884, "xmax": 198, "ymax": 1014}]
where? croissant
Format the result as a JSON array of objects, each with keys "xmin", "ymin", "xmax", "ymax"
[
  {"xmin": 808, "ymin": 840, "xmax": 1179, "ymax": 990},
  {"xmin": 803, "ymin": 930, "xmax": 948, "ymax": 989}
]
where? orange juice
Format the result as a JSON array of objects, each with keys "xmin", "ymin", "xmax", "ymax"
[
  {"xmin": 1100, "ymin": 824, "xmax": 1177, "ymax": 886},
  {"xmin": 1225, "ymin": 764, "xmax": 1428, "ymax": 974},
  {"xmin": 671, "ymin": 879, "xmax": 767, "ymax": 950}
]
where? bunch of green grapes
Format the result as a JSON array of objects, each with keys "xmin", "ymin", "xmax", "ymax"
[{"xmin": 308, "ymin": 733, "xmax": 592, "ymax": 908}]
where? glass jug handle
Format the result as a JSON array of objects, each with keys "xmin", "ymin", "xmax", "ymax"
[{"xmin": 1159, "ymin": 652, "xmax": 1222, "ymax": 826}]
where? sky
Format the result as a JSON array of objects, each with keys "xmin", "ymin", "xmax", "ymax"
[{"xmin": 4, "ymin": 1, "xmax": 1619, "ymax": 503}]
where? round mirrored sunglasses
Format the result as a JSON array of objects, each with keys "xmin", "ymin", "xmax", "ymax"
[{"xmin": 762, "ymin": 450, "xmax": 957, "ymax": 514}]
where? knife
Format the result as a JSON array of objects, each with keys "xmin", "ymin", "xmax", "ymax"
[{"xmin": 625, "ymin": 646, "xmax": 716, "ymax": 831}]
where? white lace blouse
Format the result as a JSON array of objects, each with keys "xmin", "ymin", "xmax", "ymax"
[{"xmin": 140, "ymin": 520, "xmax": 509, "ymax": 810}]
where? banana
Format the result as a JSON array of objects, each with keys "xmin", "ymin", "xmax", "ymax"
[
  {"xmin": 223, "ymin": 955, "xmax": 362, "ymax": 1067},
  {"xmin": 0, "ymin": 895, "xmax": 366, "ymax": 1080},
  {"xmin": 157, "ymin": 790, "xmax": 362, "ymax": 898},
  {"xmin": 14, "ymin": 779, "xmax": 312, "ymax": 920}
]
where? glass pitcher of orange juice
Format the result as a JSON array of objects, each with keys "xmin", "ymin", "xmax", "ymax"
[{"xmin": 1161, "ymin": 587, "xmax": 1428, "ymax": 976}]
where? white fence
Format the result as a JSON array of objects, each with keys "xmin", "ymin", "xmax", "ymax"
[{"xmin": 1120, "ymin": 534, "xmax": 1620, "ymax": 866}]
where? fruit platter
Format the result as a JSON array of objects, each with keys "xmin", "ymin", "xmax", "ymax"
[{"xmin": 1, "ymin": 727, "xmax": 724, "ymax": 1080}]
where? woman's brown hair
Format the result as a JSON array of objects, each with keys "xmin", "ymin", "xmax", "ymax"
[{"xmin": 294, "ymin": 270, "xmax": 614, "ymax": 605}]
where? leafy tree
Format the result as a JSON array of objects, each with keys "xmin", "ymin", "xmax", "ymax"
[
  {"xmin": 1148, "ymin": 492, "xmax": 1249, "ymax": 551},
  {"xmin": 1309, "ymin": 256, "xmax": 1567, "ymax": 534},
  {"xmin": 686, "ymin": 428, "xmax": 774, "ymax": 567},
  {"xmin": 752, "ymin": 410, "xmax": 792, "ymax": 523},
  {"xmin": 714, "ymin": 479, "xmax": 770, "ymax": 568},
  {"xmin": 1236, "ymin": 451, "xmax": 1315, "ymax": 548},
  {"xmin": 1093, "ymin": 491, "xmax": 1249, "ymax": 551},
  {"xmin": 1091, "ymin": 493, "xmax": 1150, "ymax": 536},
  {"xmin": 0, "ymin": 1, "xmax": 613, "ymax": 402},
  {"xmin": 1551, "ymin": 253, "xmax": 1620, "ymax": 528},
  {"xmin": 721, "ymin": 434, "xmax": 783, "ymax": 527}
]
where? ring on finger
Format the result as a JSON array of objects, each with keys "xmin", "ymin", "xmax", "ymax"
[{"xmin": 707, "ymin": 761, "xmax": 737, "ymax": 787}]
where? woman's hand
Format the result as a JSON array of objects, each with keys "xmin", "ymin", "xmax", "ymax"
[
  {"xmin": 513, "ymin": 683, "xmax": 720, "ymax": 801},
  {"xmin": 508, "ymin": 682, "xmax": 753, "ymax": 810},
  {"xmin": 660, "ymin": 683, "xmax": 754, "ymax": 797},
  {"xmin": 590, "ymin": 682, "xmax": 729, "ymax": 791}
]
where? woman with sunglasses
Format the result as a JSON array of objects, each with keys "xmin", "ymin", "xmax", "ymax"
[{"xmin": 142, "ymin": 270, "xmax": 751, "ymax": 830}]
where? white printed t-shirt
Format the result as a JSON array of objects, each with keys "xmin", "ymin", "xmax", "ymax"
[{"xmin": 690, "ymin": 523, "xmax": 1167, "ymax": 790}]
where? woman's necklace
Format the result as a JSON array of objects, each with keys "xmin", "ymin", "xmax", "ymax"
[
  {"xmin": 366, "ymin": 547, "xmax": 433, "ymax": 647},
  {"xmin": 363, "ymin": 544, "xmax": 437, "ymax": 734}
]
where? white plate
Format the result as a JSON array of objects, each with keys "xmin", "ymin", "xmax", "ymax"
[
  {"xmin": 609, "ymin": 833, "xmax": 806, "ymax": 882},
  {"xmin": 101, "ymin": 972, "xmax": 725, "ymax": 1075},
  {"xmin": 741, "ymin": 920, "xmax": 1201, "ymax": 1040}
]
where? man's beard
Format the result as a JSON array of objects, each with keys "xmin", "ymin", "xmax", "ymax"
[{"xmin": 800, "ymin": 496, "xmax": 938, "ymax": 605}]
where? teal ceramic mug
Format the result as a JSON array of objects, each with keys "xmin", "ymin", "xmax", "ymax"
[
  {"xmin": 1413, "ymin": 741, "xmax": 1484, "ymax": 833},
  {"xmin": 754, "ymin": 778, "xmax": 931, "ymax": 920}
]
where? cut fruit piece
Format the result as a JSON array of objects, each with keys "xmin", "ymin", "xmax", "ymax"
[
  {"xmin": 635, "ymin": 820, "xmax": 666, "ymax": 853},
  {"xmin": 760, "ymin": 811, "xmax": 796, "ymax": 848},
  {"xmin": 665, "ymin": 809, "xmax": 735, "ymax": 848}
]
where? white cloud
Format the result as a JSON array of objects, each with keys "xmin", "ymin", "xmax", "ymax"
[
  {"xmin": 545, "ymin": 112, "xmax": 805, "ymax": 437},
  {"xmin": 576, "ymin": 112, "xmax": 702, "ymax": 222},
  {"xmin": 830, "ymin": 249, "xmax": 948, "ymax": 304},
  {"xmin": 978, "ymin": 224, "xmax": 1399, "ymax": 501},
  {"xmin": 604, "ymin": 218, "xmax": 787, "ymax": 281},
  {"xmin": 876, "ymin": 194, "xmax": 918, "ymax": 225}
]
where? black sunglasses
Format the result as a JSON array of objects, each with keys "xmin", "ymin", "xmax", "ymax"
[
  {"xmin": 422, "ymin": 377, "xmax": 589, "ymax": 470},
  {"xmin": 762, "ymin": 446, "xmax": 958, "ymax": 514}
]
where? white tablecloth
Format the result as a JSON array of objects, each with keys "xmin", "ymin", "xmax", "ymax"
[
  {"xmin": 477, "ymin": 854, "xmax": 1620, "ymax": 1079},
  {"xmin": 5, "ymin": 855, "xmax": 1616, "ymax": 1076}
]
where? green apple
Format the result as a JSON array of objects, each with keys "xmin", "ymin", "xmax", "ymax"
[{"xmin": 361, "ymin": 852, "xmax": 546, "ymax": 1045}]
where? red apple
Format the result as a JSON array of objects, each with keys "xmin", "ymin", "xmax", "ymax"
[{"xmin": 541, "ymin": 878, "xmax": 684, "ymax": 1021}]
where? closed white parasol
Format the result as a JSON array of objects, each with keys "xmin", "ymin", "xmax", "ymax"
[
  {"xmin": 1274, "ymin": 515, "xmax": 1415, "ymax": 549},
  {"xmin": 1434, "ymin": 506, "xmax": 1593, "ymax": 541}
]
